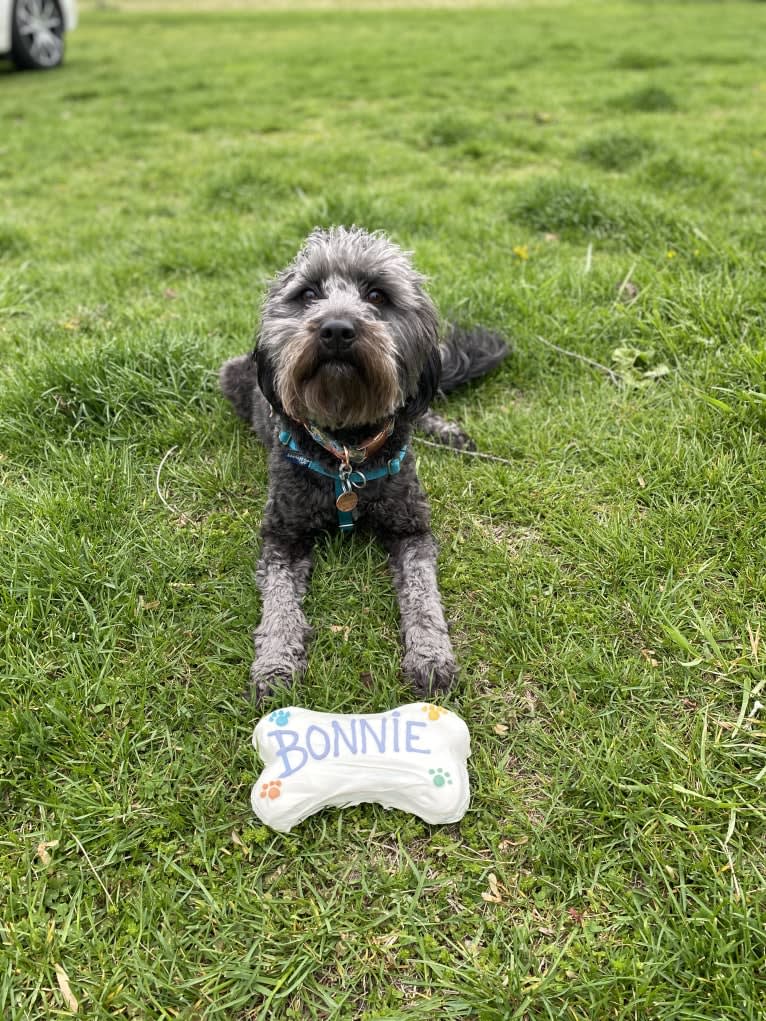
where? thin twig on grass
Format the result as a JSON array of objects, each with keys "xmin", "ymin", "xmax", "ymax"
[
  {"xmin": 413, "ymin": 436, "xmax": 516, "ymax": 467},
  {"xmin": 584, "ymin": 242, "xmax": 593, "ymax": 274},
  {"xmin": 155, "ymin": 445, "xmax": 180, "ymax": 515},
  {"xmin": 535, "ymin": 334, "xmax": 621, "ymax": 385},
  {"xmin": 71, "ymin": 831, "xmax": 114, "ymax": 908}
]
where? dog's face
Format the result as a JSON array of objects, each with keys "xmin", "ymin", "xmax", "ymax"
[{"xmin": 255, "ymin": 227, "xmax": 441, "ymax": 430}]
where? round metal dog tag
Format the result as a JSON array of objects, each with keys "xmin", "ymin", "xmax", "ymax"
[{"xmin": 336, "ymin": 490, "xmax": 358, "ymax": 512}]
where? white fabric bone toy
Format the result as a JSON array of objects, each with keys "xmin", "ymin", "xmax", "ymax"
[{"xmin": 251, "ymin": 703, "xmax": 471, "ymax": 833}]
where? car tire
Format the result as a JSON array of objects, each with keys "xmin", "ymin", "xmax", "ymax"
[{"xmin": 11, "ymin": 0, "xmax": 66, "ymax": 70}]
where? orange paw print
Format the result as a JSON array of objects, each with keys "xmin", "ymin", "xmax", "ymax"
[
  {"xmin": 259, "ymin": 780, "xmax": 282, "ymax": 800},
  {"xmin": 421, "ymin": 704, "xmax": 448, "ymax": 722}
]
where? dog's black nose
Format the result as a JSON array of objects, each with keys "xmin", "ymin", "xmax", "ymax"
[{"xmin": 318, "ymin": 319, "xmax": 356, "ymax": 354}]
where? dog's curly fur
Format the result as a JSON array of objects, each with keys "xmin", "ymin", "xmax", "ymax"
[{"xmin": 220, "ymin": 226, "xmax": 508, "ymax": 700}]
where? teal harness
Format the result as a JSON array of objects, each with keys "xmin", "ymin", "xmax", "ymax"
[{"xmin": 278, "ymin": 428, "xmax": 407, "ymax": 533}]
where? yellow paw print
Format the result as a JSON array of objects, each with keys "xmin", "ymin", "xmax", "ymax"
[{"xmin": 421, "ymin": 704, "xmax": 448, "ymax": 722}]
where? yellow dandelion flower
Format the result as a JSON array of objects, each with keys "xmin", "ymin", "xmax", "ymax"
[{"xmin": 513, "ymin": 244, "xmax": 529, "ymax": 261}]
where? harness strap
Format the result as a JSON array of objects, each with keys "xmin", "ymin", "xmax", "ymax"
[{"xmin": 278, "ymin": 429, "xmax": 407, "ymax": 533}]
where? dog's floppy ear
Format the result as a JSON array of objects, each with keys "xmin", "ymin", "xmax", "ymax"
[
  {"xmin": 403, "ymin": 345, "xmax": 442, "ymax": 420},
  {"xmin": 254, "ymin": 340, "xmax": 283, "ymax": 414}
]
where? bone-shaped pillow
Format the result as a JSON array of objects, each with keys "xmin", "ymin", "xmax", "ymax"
[{"xmin": 251, "ymin": 703, "xmax": 471, "ymax": 832}]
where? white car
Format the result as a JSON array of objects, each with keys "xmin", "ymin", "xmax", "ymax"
[{"xmin": 0, "ymin": 0, "xmax": 77, "ymax": 70}]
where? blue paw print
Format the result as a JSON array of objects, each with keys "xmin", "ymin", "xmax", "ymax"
[
  {"xmin": 429, "ymin": 767, "xmax": 453, "ymax": 788},
  {"xmin": 269, "ymin": 709, "xmax": 291, "ymax": 726}
]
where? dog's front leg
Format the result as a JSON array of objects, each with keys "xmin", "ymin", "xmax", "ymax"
[
  {"xmin": 251, "ymin": 536, "xmax": 313, "ymax": 700},
  {"xmin": 385, "ymin": 532, "xmax": 458, "ymax": 696}
]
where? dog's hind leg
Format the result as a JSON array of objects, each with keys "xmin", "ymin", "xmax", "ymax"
[
  {"xmin": 416, "ymin": 410, "xmax": 476, "ymax": 451},
  {"xmin": 220, "ymin": 354, "xmax": 257, "ymax": 421},
  {"xmin": 219, "ymin": 354, "xmax": 276, "ymax": 448},
  {"xmin": 251, "ymin": 536, "xmax": 313, "ymax": 700}
]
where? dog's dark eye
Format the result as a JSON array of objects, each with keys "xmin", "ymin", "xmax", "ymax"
[
  {"xmin": 366, "ymin": 288, "xmax": 386, "ymax": 306},
  {"xmin": 300, "ymin": 287, "xmax": 319, "ymax": 303}
]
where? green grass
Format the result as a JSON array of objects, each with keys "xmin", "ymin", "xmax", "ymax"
[{"xmin": 1, "ymin": 2, "xmax": 766, "ymax": 1018}]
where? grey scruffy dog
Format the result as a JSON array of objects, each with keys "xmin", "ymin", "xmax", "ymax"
[{"xmin": 220, "ymin": 226, "xmax": 508, "ymax": 701}]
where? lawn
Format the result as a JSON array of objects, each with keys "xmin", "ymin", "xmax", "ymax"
[{"xmin": 1, "ymin": 1, "xmax": 765, "ymax": 1017}]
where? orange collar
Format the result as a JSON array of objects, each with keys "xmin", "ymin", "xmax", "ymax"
[{"xmin": 301, "ymin": 419, "xmax": 395, "ymax": 467}]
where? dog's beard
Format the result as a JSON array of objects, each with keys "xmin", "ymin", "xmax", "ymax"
[{"xmin": 273, "ymin": 320, "xmax": 401, "ymax": 429}]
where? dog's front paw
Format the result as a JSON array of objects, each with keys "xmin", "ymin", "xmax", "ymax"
[
  {"xmin": 249, "ymin": 656, "xmax": 305, "ymax": 702},
  {"xmin": 402, "ymin": 646, "xmax": 458, "ymax": 697}
]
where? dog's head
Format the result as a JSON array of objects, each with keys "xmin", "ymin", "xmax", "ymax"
[{"xmin": 255, "ymin": 227, "xmax": 441, "ymax": 430}]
